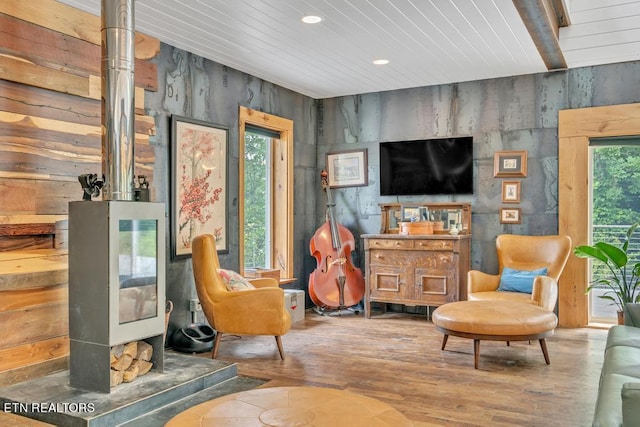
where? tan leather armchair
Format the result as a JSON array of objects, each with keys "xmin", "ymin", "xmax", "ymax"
[
  {"xmin": 191, "ymin": 234, "xmax": 291, "ymax": 359},
  {"xmin": 467, "ymin": 234, "xmax": 572, "ymax": 311}
]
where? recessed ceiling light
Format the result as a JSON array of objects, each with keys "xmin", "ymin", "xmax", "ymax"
[
  {"xmin": 302, "ymin": 15, "xmax": 323, "ymax": 24},
  {"xmin": 373, "ymin": 59, "xmax": 390, "ymax": 65}
]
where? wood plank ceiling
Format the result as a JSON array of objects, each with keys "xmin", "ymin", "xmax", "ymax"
[{"xmin": 57, "ymin": 0, "xmax": 640, "ymax": 99}]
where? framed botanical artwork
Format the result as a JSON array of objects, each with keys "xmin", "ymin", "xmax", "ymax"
[
  {"xmin": 325, "ymin": 149, "xmax": 368, "ymax": 188},
  {"xmin": 501, "ymin": 181, "xmax": 521, "ymax": 203},
  {"xmin": 500, "ymin": 207, "xmax": 522, "ymax": 224},
  {"xmin": 171, "ymin": 115, "xmax": 228, "ymax": 259},
  {"xmin": 493, "ymin": 150, "xmax": 527, "ymax": 178}
]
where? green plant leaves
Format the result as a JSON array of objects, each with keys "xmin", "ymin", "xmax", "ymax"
[
  {"xmin": 574, "ymin": 221, "xmax": 640, "ymax": 311},
  {"xmin": 574, "ymin": 240, "xmax": 628, "ymax": 268},
  {"xmin": 574, "ymin": 244, "xmax": 609, "ymax": 263},
  {"xmin": 595, "ymin": 241, "xmax": 628, "ymax": 268}
]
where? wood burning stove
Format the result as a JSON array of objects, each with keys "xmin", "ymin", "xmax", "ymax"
[
  {"xmin": 67, "ymin": 0, "xmax": 168, "ymax": 393},
  {"xmin": 69, "ymin": 201, "xmax": 166, "ymax": 392}
]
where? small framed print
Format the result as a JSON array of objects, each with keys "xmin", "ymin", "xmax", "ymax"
[
  {"xmin": 501, "ymin": 181, "xmax": 521, "ymax": 203},
  {"xmin": 494, "ymin": 150, "xmax": 527, "ymax": 178},
  {"xmin": 325, "ymin": 149, "xmax": 368, "ymax": 188},
  {"xmin": 500, "ymin": 207, "xmax": 521, "ymax": 224},
  {"xmin": 402, "ymin": 207, "xmax": 420, "ymax": 221}
]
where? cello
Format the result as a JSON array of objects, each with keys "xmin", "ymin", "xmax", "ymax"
[{"xmin": 308, "ymin": 170, "xmax": 365, "ymax": 310}]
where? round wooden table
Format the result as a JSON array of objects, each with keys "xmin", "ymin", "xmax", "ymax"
[
  {"xmin": 432, "ymin": 300, "xmax": 558, "ymax": 369},
  {"xmin": 166, "ymin": 386, "xmax": 413, "ymax": 426}
]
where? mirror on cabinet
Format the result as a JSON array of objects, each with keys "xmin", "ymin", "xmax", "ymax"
[{"xmin": 380, "ymin": 202, "xmax": 471, "ymax": 235}]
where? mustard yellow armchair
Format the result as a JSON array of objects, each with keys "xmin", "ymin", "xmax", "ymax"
[
  {"xmin": 191, "ymin": 234, "xmax": 291, "ymax": 359},
  {"xmin": 467, "ymin": 234, "xmax": 572, "ymax": 311}
]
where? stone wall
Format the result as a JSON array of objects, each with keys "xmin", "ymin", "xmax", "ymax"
[
  {"xmin": 146, "ymin": 41, "xmax": 640, "ymax": 330},
  {"xmin": 145, "ymin": 44, "xmax": 317, "ymax": 334},
  {"xmin": 317, "ymin": 61, "xmax": 640, "ymax": 276}
]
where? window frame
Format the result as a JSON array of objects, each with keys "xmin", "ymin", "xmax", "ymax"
[
  {"xmin": 238, "ymin": 106, "xmax": 294, "ymax": 279},
  {"xmin": 558, "ymin": 103, "xmax": 640, "ymax": 327}
]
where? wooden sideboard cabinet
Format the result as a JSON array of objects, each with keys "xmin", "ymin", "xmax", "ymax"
[{"xmin": 362, "ymin": 202, "xmax": 471, "ymax": 318}]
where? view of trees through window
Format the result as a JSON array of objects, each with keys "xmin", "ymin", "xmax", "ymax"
[
  {"xmin": 593, "ymin": 145, "xmax": 640, "ymax": 225},
  {"xmin": 590, "ymin": 144, "xmax": 640, "ymax": 320},
  {"xmin": 243, "ymin": 131, "xmax": 270, "ymax": 269}
]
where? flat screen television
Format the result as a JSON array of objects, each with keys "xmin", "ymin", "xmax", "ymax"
[{"xmin": 379, "ymin": 137, "xmax": 473, "ymax": 196}]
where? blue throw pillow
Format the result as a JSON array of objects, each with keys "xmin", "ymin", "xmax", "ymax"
[{"xmin": 498, "ymin": 267, "xmax": 548, "ymax": 293}]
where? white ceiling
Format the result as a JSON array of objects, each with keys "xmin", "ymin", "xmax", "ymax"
[{"xmin": 57, "ymin": 0, "xmax": 640, "ymax": 99}]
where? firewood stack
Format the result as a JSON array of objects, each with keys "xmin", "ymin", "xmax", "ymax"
[{"xmin": 110, "ymin": 341, "xmax": 154, "ymax": 387}]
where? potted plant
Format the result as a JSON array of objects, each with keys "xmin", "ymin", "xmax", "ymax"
[{"xmin": 574, "ymin": 222, "xmax": 640, "ymax": 324}]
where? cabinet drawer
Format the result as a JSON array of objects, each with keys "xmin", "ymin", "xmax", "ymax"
[
  {"xmin": 414, "ymin": 240, "xmax": 453, "ymax": 251},
  {"xmin": 367, "ymin": 239, "xmax": 413, "ymax": 250},
  {"xmin": 369, "ymin": 250, "xmax": 412, "ymax": 267},
  {"xmin": 413, "ymin": 252, "xmax": 453, "ymax": 268}
]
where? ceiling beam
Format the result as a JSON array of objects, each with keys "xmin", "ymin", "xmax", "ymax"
[
  {"xmin": 549, "ymin": 0, "xmax": 571, "ymax": 26},
  {"xmin": 513, "ymin": 0, "xmax": 568, "ymax": 70}
]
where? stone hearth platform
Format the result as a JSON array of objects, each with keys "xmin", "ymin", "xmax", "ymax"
[{"xmin": 0, "ymin": 351, "xmax": 266, "ymax": 426}]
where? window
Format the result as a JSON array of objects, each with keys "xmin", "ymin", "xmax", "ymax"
[
  {"xmin": 243, "ymin": 129, "xmax": 271, "ymax": 269},
  {"xmin": 238, "ymin": 106, "xmax": 294, "ymax": 279},
  {"xmin": 589, "ymin": 139, "xmax": 640, "ymax": 323}
]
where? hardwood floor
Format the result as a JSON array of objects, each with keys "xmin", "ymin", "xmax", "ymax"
[{"xmin": 204, "ymin": 309, "xmax": 608, "ymax": 426}]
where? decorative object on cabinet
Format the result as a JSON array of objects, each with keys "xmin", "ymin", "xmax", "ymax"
[
  {"xmin": 500, "ymin": 207, "xmax": 521, "ymax": 224},
  {"xmin": 378, "ymin": 202, "xmax": 471, "ymax": 235},
  {"xmin": 493, "ymin": 150, "xmax": 527, "ymax": 178},
  {"xmin": 363, "ymin": 202, "xmax": 472, "ymax": 318},
  {"xmin": 171, "ymin": 115, "xmax": 229, "ymax": 258},
  {"xmin": 501, "ymin": 181, "xmax": 521, "ymax": 203},
  {"xmin": 399, "ymin": 221, "xmax": 434, "ymax": 235},
  {"xmin": 402, "ymin": 206, "xmax": 421, "ymax": 222},
  {"xmin": 325, "ymin": 149, "xmax": 368, "ymax": 188}
]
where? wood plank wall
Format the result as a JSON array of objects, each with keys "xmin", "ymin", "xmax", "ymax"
[{"xmin": 0, "ymin": 0, "xmax": 159, "ymax": 385}]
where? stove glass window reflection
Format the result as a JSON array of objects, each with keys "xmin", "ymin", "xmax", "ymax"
[{"xmin": 118, "ymin": 219, "xmax": 158, "ymax": 324}]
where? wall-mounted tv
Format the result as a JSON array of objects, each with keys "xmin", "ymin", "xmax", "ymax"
[{"xmin": 379, "ymin": 137, "xmax": 473, "ymax": 196}]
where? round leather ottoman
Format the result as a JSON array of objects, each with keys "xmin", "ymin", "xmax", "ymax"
[{"xmin": 432, "ymin": 300, "xmax": 558, "ymax": 369}]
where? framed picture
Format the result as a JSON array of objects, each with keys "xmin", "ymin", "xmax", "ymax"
[
  {"xmin": 171, "ymin": 115, "xmax": 228, "ymax": 259},
  {"xmin": 493, "ymin": 150, "xmax": 527, "ymax": 178},
  {"xmin": 402, "ymin": 207, "xmax": 420, "ymax": 221},
  {"xmin": 501, "ymin": 181, "xmax": 521, "ymax": 203},
  {"xmin": 500, "ymin": 207, "xmax": 522, "ymax": 224},
  {"xmin": 326, "ymin": 149, "xmax": 368, "ymax": 188}
]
